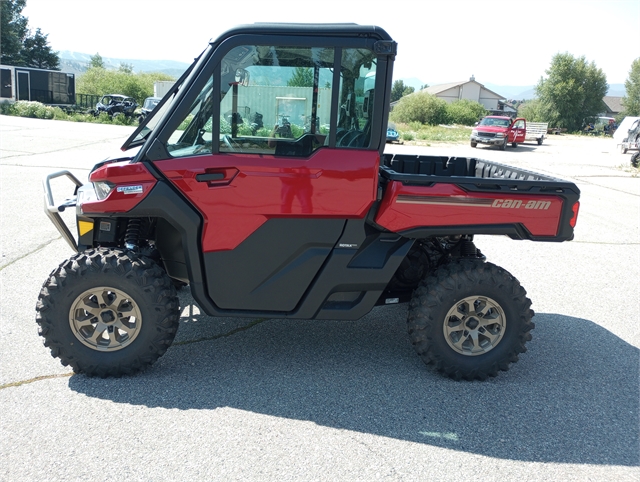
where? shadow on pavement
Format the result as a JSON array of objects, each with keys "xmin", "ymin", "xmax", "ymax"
[{"xmin": 69, "ymin": 307, "xmax": 639, "ymax": 466}]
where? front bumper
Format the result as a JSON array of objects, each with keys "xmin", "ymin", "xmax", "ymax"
[{"xmin": 470, "ymin": 134, "xmax": 506, "ymax": 145}]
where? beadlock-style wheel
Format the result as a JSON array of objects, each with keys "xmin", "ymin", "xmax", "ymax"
[
  {"xmin": 36, "ymin": 248, "xmax": 180, "ymax": 377},
  {"xmin": 407, "ymin": 259, "xmax": 534, "ymax": 380},
  {"xmin": 442, "ymin": 295, "xmax": 506, "ymax": 356},
  {"xmin": 69, "ymin": 286, "xmax": 143, "ymax": 352}
]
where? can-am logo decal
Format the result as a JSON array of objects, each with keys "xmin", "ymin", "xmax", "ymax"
[
  {"xmin": 397, "ymin": 195, "xmax": 551, "ymax": 210},
  {"xmin": 491, "ymin": 199, "xmax": 551, "ymax": 210},
  {"xmin": 116, "ymin": 185, "xmax": 143, "ymax": 195}
]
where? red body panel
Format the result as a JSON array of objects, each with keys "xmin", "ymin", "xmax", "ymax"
[
  {"xmin": 375, "ymin": 182, "xmax": 563, "ymax": 237},
  {"xmin": 154, "ymin": 149, "xmax": 380, "ymax": 252},
  {"xmin": 83, "ymin": 161, "xmax": 157, "ymax": 213}
]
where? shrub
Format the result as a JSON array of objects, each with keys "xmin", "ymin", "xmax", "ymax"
[
  {"xmin": 517, "ymin": 99, "xmax": 548, "ymax": 123},
  {"xmin": 445, "ymin": 99, "xmax": 487, "ymax": 125},
  {"xmin": 77, "ymin": 67, "xmax": 175, "ymax": 105},
  {"xmin": 390, "ymin": 92, "xmax": 447, "ymax": 125}
]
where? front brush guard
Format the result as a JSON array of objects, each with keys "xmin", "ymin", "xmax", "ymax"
[{"xmin": 43, "ymin": 171, "xmax": 83, "ymax": 252}]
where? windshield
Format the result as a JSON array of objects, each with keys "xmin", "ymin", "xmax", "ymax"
[
  {"xmin": 121, "ymin": 47, "xmax": 209, "ymax": 150},
  {"xmin": 479, "ymin": 117, "xmax": 510, "ymax": 128},
  {"xmin": 143, "ymin": 98, "xmax": 160, "ymax": 110}
]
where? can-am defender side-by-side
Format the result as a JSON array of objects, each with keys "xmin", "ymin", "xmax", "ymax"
[{"xmin": 38, "ymin": 24, "xmax": 580, "ymax": 380}]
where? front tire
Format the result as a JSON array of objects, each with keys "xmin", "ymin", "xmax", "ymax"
[
  {"xmin": 36, "ymin": 248, "xmax": 180, "ymax": 377},
  {"xmin": 631, "ymin": 151, "xmax": 639, "ymax": 168},
  {"xmin": 470, "ymin": 141, "xmax": 477, "ymax": 148},
  {"xmin": 499, "ymin": 139, "xmax": 507, "ymax": 150},
  {"xmin": 407, "ymin": 259, "xmax": 534, "ymax": 380}
]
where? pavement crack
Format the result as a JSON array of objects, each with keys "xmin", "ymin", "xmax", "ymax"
[
  {"xmin": 173, "ymin": 318, "xmax": 267, "ymax": 346},
  {"xmin": 0, "ymin": 320, "xmax": 267, "ymax": 390},
  {"xmin": 0, "ymin": 236, "xmax": 63, "ymax": 272},
  {"xmin": 0, "ymin": 373, "xmax": 72, "ymax": 390}
]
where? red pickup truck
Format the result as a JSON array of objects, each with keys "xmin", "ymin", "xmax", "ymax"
[
  {"xmin": 38, "ymin": 23, "xmax": 580, "ymax": 381},
  {"xmin": 470, "ymin": 116, "xmax": 527, "ymax": 150}
]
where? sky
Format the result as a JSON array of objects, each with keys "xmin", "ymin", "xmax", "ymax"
[{"xmin": 21, "ymin": 0, "xmax": 640, "ymax": 87}]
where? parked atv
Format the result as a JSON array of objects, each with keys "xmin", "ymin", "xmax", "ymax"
[
  {"xmin": 38, "ymin": 24, "xmax": 580, "ymax": 381},
  {"xmin": 94, "ymin": 94, "xmax": 138, "ymax": 118},
  {"xmin": 137, "ymin": 96, "xmax": 161, "ymax": 124}
]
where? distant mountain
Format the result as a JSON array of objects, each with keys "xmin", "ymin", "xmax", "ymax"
[
  {"xmin": 402, "ymin": 79, "xmax": 627, "ymax": 101},
  {"xmin": 607, "ymin": 84, "xmax": 626, "ymax": 97},
  {"xmin": 58, "ymin": 51, "xmax": 190, "ymax": 78}
]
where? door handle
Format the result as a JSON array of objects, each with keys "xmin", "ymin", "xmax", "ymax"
[{"xmin": 196, "ymin": 172, "xmax": 225, "ymax": 182}]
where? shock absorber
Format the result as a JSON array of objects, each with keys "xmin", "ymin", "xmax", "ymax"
[{"xmin": 124, "ymin": 218, "xmax": 142, "ymax": 251}]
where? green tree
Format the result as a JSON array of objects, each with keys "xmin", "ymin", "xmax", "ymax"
[
  {"xmin": 536, "ymin": 52, "xmax": 608, "ymax": 131},
  {"xmin": 621, "ymin": 58, "xmax": 640, "ymax": 117},
  {"xmin": 0, "ymin": 0, "xmax": 60, "ymax": 69},
  {"xmin": 1, "ymin": 0, "xmax": 29, "ymax": 65},
  {"xmin": 390, "ymin": 80, "xmax": 415, "ymax": 103},
  {"xmin": 287, "ymin": 67, "xmax": 313, "ymax": 87},
  {"xmin": 517, "ymin": 99, "xmax": 547, "ymax": 123},
  {"xmin": 77, "ymin": 67, "xmax": 174, "ymax": 104},
  {"xmin": 390, "ymin": 91, "xmax": 447, "ymax": 125},
  {"xmin": 118, "ymin": 62, "xmax": 134, "ymax": 74},
  {"xmin": 90, "ymin": 53, "xmax": 105, "ymax": 69},
  {"xmin": 21, "ymin": 28, "xmax": 59, "ymax": 69}
]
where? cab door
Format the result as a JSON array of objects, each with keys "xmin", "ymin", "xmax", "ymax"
[
  {"xmin": 150, "ymin": 38, "xmax": 388, "ymax": 312},
  {"xmin": 511, "ymin": 118, "xmax": 526, "ymax": 144}
]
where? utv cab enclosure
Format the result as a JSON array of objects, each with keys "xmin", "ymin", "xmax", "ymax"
[{"xmin": 38, "ymin": 23, "xmax": 580, "ymax": 381}]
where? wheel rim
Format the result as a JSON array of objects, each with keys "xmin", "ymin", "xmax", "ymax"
[
  {"xmin": 443, "ymin": 295, "xmax": 506, "ymax": 356},
  {"xmin": 69, "ymin": 286, "xmax": 142, "ymax": 351}
]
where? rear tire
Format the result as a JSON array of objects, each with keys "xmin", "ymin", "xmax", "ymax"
[
  {"xmin": 537, "ymin": 137, "xmax": 543, "ymax": 145},
  {"xmin": 36, "ymin": 248, "xmax": 180, "ymax": 377},
  {"xmin": 407, "ymin": 259, "xmax": 534, "ymax": 381}
]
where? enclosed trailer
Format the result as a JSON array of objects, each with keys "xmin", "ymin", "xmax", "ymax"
[{"xmin": 0, "ymin": 65, "xmax": 75, "ymax": 106}]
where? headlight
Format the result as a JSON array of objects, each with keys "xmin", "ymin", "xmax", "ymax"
[
  {"xmin": 471, "ymin": 130, "xmax": 478, "ymax": 136},
  {"xmin": 93, "ymin": 181, "xmax": 115, "ymax": 200},
  {"xmin": 495, "ymin": 132, "xmax": 505, "ymax": 138}
]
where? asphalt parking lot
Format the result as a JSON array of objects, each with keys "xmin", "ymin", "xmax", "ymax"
[{"xmin": 1, "ymin": 115, "xmax": 638, "ymax": 481}]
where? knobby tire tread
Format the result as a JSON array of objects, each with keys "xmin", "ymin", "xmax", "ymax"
[
  {"xmin": 36, "ymin": 248, "xmax": 180, "ymax": 377},
  {"xmin": 407, "ymin": 259, "xmax": 534, "ymax": 381}
]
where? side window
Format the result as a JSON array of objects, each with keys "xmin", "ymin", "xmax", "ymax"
[
  {"xmin": 219, "ymin": 45, "xmax": 334, "ymax": 156},
  {"xmin": 166, "ymin": 75, "xmax": 214, "ymax": 158},
  {"xmin": 336, "ymin": 48, "xmax": 377, "ymax": 149}
]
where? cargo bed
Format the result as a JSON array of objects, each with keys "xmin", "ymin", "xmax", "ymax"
[{"xmin": 376, "ymin": 153, "xmax": 580, "ymax": 241}]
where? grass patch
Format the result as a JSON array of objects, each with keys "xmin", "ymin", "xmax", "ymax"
[{"xmin": 395, "ymin": 123, "xmax": 472, "ymax": 144}]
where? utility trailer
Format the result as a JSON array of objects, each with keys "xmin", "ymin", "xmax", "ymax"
[
  {"xmin": 524, "ymin": 122, "xmax": 548, "ymax": 145},
  {"xmin": 0, "ymin": 64, "xmax": 75, "ymax": 106}
]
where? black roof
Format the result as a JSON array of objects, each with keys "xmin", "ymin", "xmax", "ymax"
[{"xmin": 211, "ymin": 23, "xmax": 393, "ymax": 43}]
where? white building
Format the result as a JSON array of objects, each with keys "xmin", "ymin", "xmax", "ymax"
[{"xmin": 422, "ymin": 76, "xmax": 505, "ymax": 111}]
